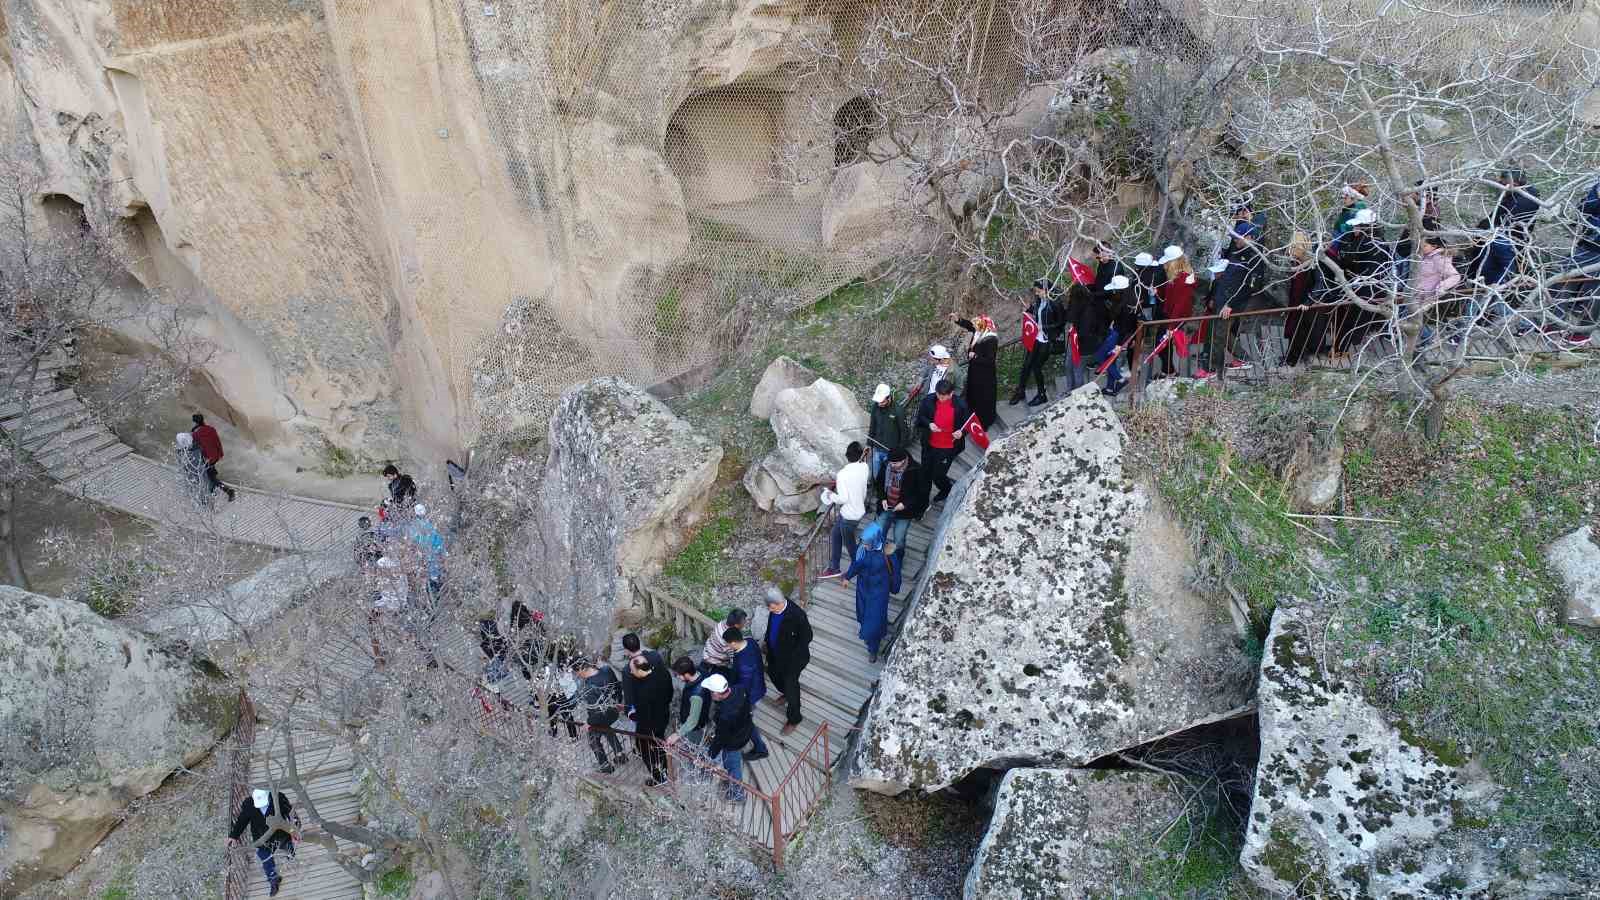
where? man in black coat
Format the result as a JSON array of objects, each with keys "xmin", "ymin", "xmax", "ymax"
[
  {"xmin": 872, "ymin": 448, "xmax": 930, "ymax": 569},
  {"xmin": 760, "ymin": 586, "xmax": 814, "ymax": 735},
  {"xmin": 627, "ymin": 653, "xmax": 674, "ymax": 786},
  {"xmin": 618, "ymin": 632, "xmax": 667, "ymax": 716},
  {"xmin": 226, "ymin": 788, "xmax": 299, "ymax": 896},
  {"xmin": 572, "ymin": 658, "xmax": 626, "ymax": 773},
  {"xmin": 1010, "ymin": 278, "xmax": 1064, "ymax": 407},
  {"xmin": 915, "ymin": 379, "xmax": 971, "ymax": 504}
]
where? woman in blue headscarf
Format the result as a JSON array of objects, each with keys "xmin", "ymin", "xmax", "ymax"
[{"xmin": 843, "ymin": 519, "xmax": 897, "ymax": 663}]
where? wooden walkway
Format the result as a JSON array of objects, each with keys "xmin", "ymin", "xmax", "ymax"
[{"xmin": 1, "ymin": 352, "xmax": 362, "ymax": 551}]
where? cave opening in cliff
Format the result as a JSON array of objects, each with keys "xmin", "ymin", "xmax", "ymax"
[
  {"xmin": 833, "ymin": 96, "xmax": 878, "ymax": 166},
  {"xmin": 664, "ymin": 85, "xmax": 785, "ymax": 213}
]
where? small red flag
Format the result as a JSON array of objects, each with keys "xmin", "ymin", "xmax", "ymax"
[
  {"xmin": 1021, "ymin": 312, "xmax": 1039, "ymax": 353},
  {"xmin": 1172, "ymin": 328, "xmax": 1190, "ymax": 359},
  {"xmin": 1069, "ymin": 327, "xmax": 1082, "ymax": 366},
  {"xmin": 961, "ymin": 414, "xmax": 991, "ymax": 451},
  {"xmin": 1142, "ymin": 330, "xmax": 1174, "ymax": 368},
  {"xmin": 1068, "ymin": 257, "xmax": 1094, "ymax": 286},
  {"xmin": 1095, "ymin": 342, "xmax": 1124, "ymax": 375}
]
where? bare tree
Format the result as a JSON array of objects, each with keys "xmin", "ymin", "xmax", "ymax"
[{"xmin": 0, "ymin": 143, "xmax": 206, "ymax": 587}]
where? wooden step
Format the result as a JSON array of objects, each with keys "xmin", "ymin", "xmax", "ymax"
[
  {"xmin": 0, "ymin": 388, "xmax": 76, "ymax": 421},
  {"xmin": 14, "ymin": 409, "xmax": 91, "ymax": 444},
  {"xmin": 49, "ymin": 441, "xmax": 132, "ymax": 480}
]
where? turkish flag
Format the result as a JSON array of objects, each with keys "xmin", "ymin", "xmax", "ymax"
[
  {"xmin": 1095, "ymin": 342, "xmax": 1124, "ymax": 375},
  {"xmin": 1067, "ymin": 257, "xmax": 1094, "ymax": 286},
  {"xmin": 1142, "ymin": 329, "xmax": 1174, "ymax": 368},
  {"xmin": 961, "ymin": 414, "xmax": 991, "ymax": 451},
  {"xmin": 1021, "ymin": 312, "xmax": 1039, "ymax": 353},
  {"xmin": 1069, "ymin": 327, "xmax": 1082, "ymax": 366},
  {"xmin": 1172, "ymin": 328, "xmax": 1190, "ymax": 359}
]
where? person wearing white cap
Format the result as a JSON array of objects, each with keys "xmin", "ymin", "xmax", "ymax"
[
  {"xmin": 866, "ymin": 383, "xmax": 907, "ymax": 481},
  {"xmin": 1086, "ymin": 274, "xmax": 1133, "ymax": 395},
  {"xmin": 911, "ymin": 343, "xmax": 955, "ymax": 403},
  {"xmin": 1132, "ymin": 251, "xmax": 1167, "ymax": 323},
  {"xmin": 1009, "ymin": 278, "xmax": 1063, "ymax": 407},
  {"xmin": 701, "ymin": 670, "xmax": 769, "ymax": 802},
  {"xmin": 403, "ymin": 502, "xmax": 446, "ymax": 599},
  {"xmin": 1331, "ymin": 182, "xmax": 1370, "ymax": 238},
  {"xmin": 227, "ymin": 786, "xmax": 298, "ymax": 895},
  {"xmin": 1330, "ymin": 205, "xmax": 1393, "ymax": 356}
]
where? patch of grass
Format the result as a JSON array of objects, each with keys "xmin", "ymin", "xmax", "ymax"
[
  {"xmin": 377, "ymin": 866, "xmax": 415, "ymax": 898},
  {"xmin": 77, "ymin": 557, "xmax": 166, "ymax": 618},
  {"xmin": 662, "ymin": 496, "xmax": 739, "ymax": 606},
  {"xmin": 100, "ymin": 883, "xmax": 131, "ymax": 900}
]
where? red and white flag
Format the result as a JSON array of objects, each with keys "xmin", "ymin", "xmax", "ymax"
[
  {"xmin": 961, "ymin": 414, "xmax": 991, "ymax": 451},
  {"xmin": 1172, "ymin": 328, "xmax": 1190, "ymax": 359},
  {"xmin": 1095, "ymin": 342, "xmax": 1124, "ymax": 375},
  {"xmin": 1142, "ymin": 329, "xmax": 1175, "ymax": 368},
  {"xmin": 1067, "ymin": 256, "xmax": 1095, "ymax": 286},
  {"xmin": 1068, "ymin": 327, "xmax": 1082, "ymax": 366},
  {"xmin": 1021, "ymin": 312, "xmax": 1039, "ymax": 353}
]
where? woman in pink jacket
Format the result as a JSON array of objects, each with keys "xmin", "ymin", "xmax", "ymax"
[{"xmin": 1413, "ymin": 236, "xmax": 1460, "ymax": 347}]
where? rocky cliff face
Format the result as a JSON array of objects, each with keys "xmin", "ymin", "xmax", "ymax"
[
  {"xmin": 0, "ymin": 0, "xmax": 895, "ymax": 463},
  {"xmin": 0, "ymin": 586, "xmax": 238, "ymax": 895}
]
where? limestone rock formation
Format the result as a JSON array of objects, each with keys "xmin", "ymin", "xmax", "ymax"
[
  {"xmin": 0, "ymin": 587, "xmax": 238, "ymax": 895},
  {"xmin": 529, "ymin": 378, "xmax": 722, "ymax": 648},
  {"xmin": 748, "ymin": 356, "xmax": 817, "ymax": 421},
  {"xmin": 743, "ymin": 378, "xmax": 869, "ymax": 515},
  {"xmin": 1546, "ymin": 527, "xmax": 1600, "ymax": 627},
  {"xmin": 1241, "ymin": 604, "xmax": 1498, "ymax": 898},
  {"xmin": 1288, "ymin": 430, "xmax": 1343, "ymax": 513},
  {"xmin": 851, "ymin": 388, "xmax": 1246, "ymax": 795},
  {"xmin": 140, "ymin": 551, "xmax": 351, "ymax": 645},
  {"xmin": 962, "ymin": 768, "xmax": 1187, "ymax": 900}
]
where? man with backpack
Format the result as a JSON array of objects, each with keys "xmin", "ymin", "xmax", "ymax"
[{"xmin": 225, "ymin": 788, "xmax": 299, "ymax": 896}]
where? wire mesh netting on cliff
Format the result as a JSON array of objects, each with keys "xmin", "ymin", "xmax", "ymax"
[{"xmin": 313, "ymin": 0, "xmax": 1595, "ymax": 444}]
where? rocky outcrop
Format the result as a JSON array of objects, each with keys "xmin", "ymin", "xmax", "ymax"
[
  {"xmin": 1546, "ymin": 527, "xmax": 1600, "ymax": 627},
  {"xmin": 0, "ymin": 587, "xmax": 238, "ymax": 895},
  {"xmin": 1241, "ymin": 604, "xmax": 1500, "ymax": 898},
  {"xmin": 140, "ymin": 551, "xmax": 351, "ymax": 645},
  {"xmin": 529, "ymin": 378, "xmax": 722, "ymax": 648},
  {"xmin": 963, "ymin": 768, "xmax": 1186, "ymax": 900},
  {"xmin": 743, "ymin": 378, "xmax": 869, "ymax": 515},
  {"xmin": 748, "ymin": 356, "xmax": 817, "ymax": 420},
  {"xmin": 1288, "ymin": 429, "xmax": 1343, "ymax": 513},
  {"xmin": 852, "ymin": 388, "xmax": 1246, "ymax": 795}
]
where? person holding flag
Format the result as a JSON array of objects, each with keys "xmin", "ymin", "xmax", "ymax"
[
  {"xmin": 1061, "ymin": 281, "xmax": 1096, "ymax": 392},
  {"xmin": 1091, "ymin": 275, "xmax": 1132, "ymax": 395},
  {"xmin": 1009, "ymin": 279, "xmax": 1063, "ymax": 407},
  {"xmin": 950, "ymin": 312, "xmax": 1000, "ymax": 429},
  {"xmin": 1152, "ymin": 245, "xmax": 1196, "ymax": 378},
  {"xmin": 915, "ymin": 379, "xmax": 970, "ymax": 505}
]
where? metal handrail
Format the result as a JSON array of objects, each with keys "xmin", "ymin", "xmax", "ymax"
[
  {"xmin": 793, "ymin": 505, "xmax": 833, "ymax": 609},
  {"xmin": 222, "ymin": 691, "xmax": 257, "ymax": 900}
]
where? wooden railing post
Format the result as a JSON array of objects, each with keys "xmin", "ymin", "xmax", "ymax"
[{"xmin": 771, "ymin": 790, "xmax": 785, "ymax": 868}]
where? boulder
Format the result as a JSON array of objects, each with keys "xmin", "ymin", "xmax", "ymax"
[
  {"xmin": 141, "ymin": 551, "xmax": 350, "ymax": 645},
  {"xmin": 1141, "ymin": 376, "xmax": 1203, "ymax": 405},
  {"xmin": 1546, "ymin": 527, "xmax": 1600, "ymax": 628},
  {"xmin": 743, "ymin": 378, "xmax": 869, "ymax": 515},
  {"xmin": 851, "ymin": 388, "xmax": 1246, "ymax": 794},
  {"xmin": 748, "ymin": 356, "xmax": 818, "ymax": 420},
  {"xmin": 530, "ymin": 378, "xmax": 722, "ymax": 647},
  {"xmin": 1241, "ymin": 604, "xmax": 1499, "ymax": 898},
  {"xmin": 1288, "ymin": 430, "xmax": 1343, "ymax": 513},
  {"xmin": 962, "ymin": 768, "xmax": 1186, "ymax": 900},
  {"xmin": 1230, "ymin": 96, "xmax": 1321, "ymax": 162},
  {"xmin": 0, "ymin": 587, "xmax": 238, "ymax": 894}
]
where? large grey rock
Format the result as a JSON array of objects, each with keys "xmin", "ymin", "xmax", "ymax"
[
  {"xmin": 141, "ymin": 551, "xmax": 350, "ymax": 645},
  {"xmin": 1288, "ymin": 430, "xmax": 1343, "ymax": 513},
  {"xmin": 530, "ymin": 378, "xmax": 722, "ymax": 649},
  {"xmin": 0, "ymin": 587, "xmax": 238, "ymax": 895},
  {"xmin": 1241, "ymin": 605, "xmax": 1501, "ymax": 899},
  {"xmin": 852, "ymin": 388, "xmax": 1246, "ymax": 794},
  {"xmin": 748, "ymin": 356, "xmax": 817, "ymax": 420},
  {"xmin": 1546, "ymin": 527, "xmax": 1600, "ymax": 627},
  {"xmin": 963, "ymin": 768, "xmax": 1186, "ymax": 900},
  {"xmin": 744, "ymin": 378, "xmax": 869, "ymax": 515}
]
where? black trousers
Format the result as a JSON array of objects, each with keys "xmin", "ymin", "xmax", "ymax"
[
  {"xmin": 771, "ymin": 658, "xmax": 807, "ymax": 725},
  {"xmin": 1015, "ymin": 348, "xmax": 1049, "ymax": 397},
  {"xmin": 547, "ymin": 694, "xmax": 578, "ymax": 739},
  {"xmin": 588, "ymin": 728, "xmax": 624, "ymax": 767},
  {"xmin": 635, "ymin": 724, "xmax": 668, "ymax": 782},
  {"xmin": 204, "ymin": 463, "xmax": 227, "ymax": 494},
  {"xmin": 926, "ymin": 445, "xmax": 960, "ymax": 497}
]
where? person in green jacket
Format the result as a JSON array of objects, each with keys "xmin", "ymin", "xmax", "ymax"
[{"xmin": 867, "ymin": 383, "xmax": 907, "ymax": 480}]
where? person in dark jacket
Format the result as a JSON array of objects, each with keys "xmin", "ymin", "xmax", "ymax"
[
  {"xmin": 571, "ymin": 658, "xmax": 626, "ymax": 773},
  {"xmin": 1493, "ymin": 168, "xmax": 1541, "ymax": 249},
  {"xmin": 190, "ymin": 413, "xmax": 236, "ymax": 502},
  {"xmin": 627, "ymin": 653, "xmax": 673, "ymax": 786},
  {"xmin": 667, "ymin": 656, "xmax": 713, "ymax": 748},
  {"xmin": 1552, "ymin": 178, "xmax": 1600, "ymax": 344},
  {"xmin": 380, "ymin": 463, "xmax": 417, "ymax": 525},
  {"xmin": 915, "ymin": 379, "xmax": 970, "ymax": 504},
  {"xmin": 1329, "ymin": 210, "xmax": 1393, "ymax": 354},
  {"xmin": 1009, "ymin": 280, "xmax": 1063, "ymax": 406},
  {"xmin": 760, "ymin": 586, "xmax": 813, "ymax": 734},
  {"xmin": 1282, "ymin": 234, "xmax": 1330, "ymax": 367},
  {"xmin": 724, "ymin": 627, "xmax": 767, "ymax": 706},
  {"xmin": 1060, "ymin": 282, "xmax": 1095, "ymax": 391},
  {"xmin": 701, "ymin": 674, "xmax": 769, "ymax": 801},
  {"xmin": 618, "ymin": 632, "xmax": 667, "ymax": 716},
  {"xmin": 174, "ymin": 431, "xmax": 210, "ymax": 509},
  {"xmin": 951, "ymin": 313, "xmax": 999, "ymax": 428},
  {"xmin": 866, "ymin": 384, "xmax": 907, "ymax": 480},
  {"xmin": 872, "ymin": 447, "xmax": 930, "ymax": 564},
  {"xmin": 1090, "ymin": 275, "xmax": 1132, "ymax": 394},
  {"xmin": 843, "ymin": 519, "xmax": 896, "ymax": 662},
  {"xmin": 226, "ymin": 788, "xmax": 298, "ymax": 896}
]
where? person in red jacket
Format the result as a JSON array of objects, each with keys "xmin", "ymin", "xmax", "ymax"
[{"xmin": 190, "ymin": 413, "xmax": 236, "ymax": 502}]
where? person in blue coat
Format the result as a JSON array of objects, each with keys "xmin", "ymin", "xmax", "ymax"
[
  {"xmin": 723, "ymin": 628, "xmax": 766, "ymax": 706},
  {"xmin": 844, "ymin": 520, "xmax": 897, "ymax": 663}
]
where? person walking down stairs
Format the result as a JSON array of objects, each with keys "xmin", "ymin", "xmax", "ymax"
[
  {"xmin": 843, "ymin": 519, "xmax": 898, "ymax": 663},
  {"xmin": 818, "ymin": 441, "xmax": 869, "ymax": 579},
  {"xmin": 226, "ymin": 788, "xmax": 298, "ymax": 897},
  {"xmin": 760, "ymin": 586, "xmax": 813, "ymax": 735},
  {"xmin": 190, "ymin": 413, "xmax": 235, "ymax": 502}
]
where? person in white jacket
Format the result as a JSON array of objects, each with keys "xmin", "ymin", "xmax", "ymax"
[{"xmin": 819, "ymin": 441, "xmax": 869, "ymax": 578}]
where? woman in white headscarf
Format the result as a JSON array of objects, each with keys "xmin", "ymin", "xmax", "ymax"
[
  {"xmin": 174, "ymin": 432, "xmax": 210, "ymax": 509},
  {"xmin": 949, "ymin": 312, "xmax": 999, "ymax": 428}
]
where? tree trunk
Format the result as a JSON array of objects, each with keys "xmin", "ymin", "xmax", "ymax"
[{"xmin": 1, "ymin": 483, "xmax": 30, "ymax": 590}]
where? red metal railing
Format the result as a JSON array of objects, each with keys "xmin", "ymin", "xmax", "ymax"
[
  {"xmin": 793, "ymin": 504, "xmax": 833, "ymax": 609},
  {"xmin": 222, "ymin": 691, "xmax": 257, "ymax": 900}
]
